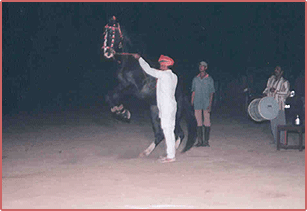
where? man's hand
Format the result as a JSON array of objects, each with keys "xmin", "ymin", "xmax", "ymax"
[
  {"xmin": 132, "ymin": 54, "xmax": 140, "ymax": 59},
  {"xmin": 270, "ymin": 87, "xmax": 276, "ymax": 92}
]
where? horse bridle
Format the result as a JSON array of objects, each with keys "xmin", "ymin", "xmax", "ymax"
[{"xmin": 102, "ymin": 17, "xmax": 135, "ymax": 59}]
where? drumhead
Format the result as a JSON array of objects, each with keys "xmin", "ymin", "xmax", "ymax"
[{"xmin": 259, "ymin": 97, "xmax": 279, "ymax": 120}]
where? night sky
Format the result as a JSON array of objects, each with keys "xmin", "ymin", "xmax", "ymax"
[{"xmin": 2, "ymin": 2, "xmax": 305, "ymax": 115}]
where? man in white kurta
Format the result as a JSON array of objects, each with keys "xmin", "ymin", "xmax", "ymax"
[{"xmin": 133, "ymin": 54, "xmax": 178, "ymax": 163}]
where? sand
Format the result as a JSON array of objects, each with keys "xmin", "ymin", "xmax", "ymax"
[{"xmin": 2, "ymin": 105, "xmax": 305, "ymax": 209}]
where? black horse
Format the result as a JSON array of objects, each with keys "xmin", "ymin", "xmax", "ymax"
[{"xmin": 102, "ymin": 17, "xmax": 197, "ymax": 156}]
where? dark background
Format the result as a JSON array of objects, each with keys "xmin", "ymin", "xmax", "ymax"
[{"xmin": 2, "ymin": 2, "xmax": 305, "ymax": 116}]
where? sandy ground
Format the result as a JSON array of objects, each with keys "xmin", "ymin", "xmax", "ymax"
[{"xmin": 2, "ymin": 105, "xmax": 305, "ymax": 209}]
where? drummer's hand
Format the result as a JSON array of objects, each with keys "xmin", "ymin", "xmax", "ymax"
[
  {"xmin": 132, "ymin": 54, "xmax": 140, "ymax": 59},
  {"xmin": 270, "ymin": 88, "xmax": 276, "ymax": 92}
]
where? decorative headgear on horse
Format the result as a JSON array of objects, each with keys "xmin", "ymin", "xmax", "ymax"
[
  {"xmin": 158, "ymin": 55, "xmax": 174, "ymax": 67},
  {"xmin": 102, "ymin": 16, "xmax": 123, "ymax": 59},
  {"xmin": 108, "ymin": 16, "xmax": 117, "ymax": 26}
]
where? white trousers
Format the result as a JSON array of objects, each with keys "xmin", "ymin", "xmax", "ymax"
[
  {"xmin": 161, "ymin": 116, "xmax": 176, "ymax": 159},
  {"xmin": 162, "ymin": 127, "xmax": 176, "ymax": 159}
]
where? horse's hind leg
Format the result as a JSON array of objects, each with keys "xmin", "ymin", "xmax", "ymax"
[
  {"xmin": 139, "ymin": 105, "xmax": 164, "ymax": 157},
  {"xmin": 175, "ymin": 124, "xmax": 184, "ymax": 150},
  {"xmin": 174, "ymin": 100, "xmax": 185, "ymax": 149},
  {"xmin": 139, "ymin": 142, "xmax": 157, "ymax": 157}
]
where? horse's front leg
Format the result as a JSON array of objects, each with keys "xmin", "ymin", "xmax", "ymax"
[
  {"xmin": 110, "ymin": 104, "xmax": 131, "ymax": 122},
  {"xmin": 105, "ymin": 84, "xmax": 131, "ymax": 122},
  {"xmin": 139, "ymin": 105, "xmax": 164, "ymax": 157}
]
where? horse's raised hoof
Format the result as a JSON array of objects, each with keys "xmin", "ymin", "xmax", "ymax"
[
  {"xmin": 120, "ymin": 109, "xmax": 131, "ymax": 120},
  {"xmin": 113, "ymin": 113, "xmax": 131, "ymax": 123},
  {"xmin": 111, "ymin": 105, "xmax": 131, "ymax": 122}
]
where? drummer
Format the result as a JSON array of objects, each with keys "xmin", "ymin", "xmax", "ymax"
[{"xmin": 263, "ymin": 65, "xmax": 290, "ymax": 145}]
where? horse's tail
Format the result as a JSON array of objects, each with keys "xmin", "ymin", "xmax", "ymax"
[{"xmin": 181, "ymin": 94, "xmax": 197, "ymax": 153}]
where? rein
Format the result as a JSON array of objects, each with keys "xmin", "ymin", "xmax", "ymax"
[{"xmin": 115, "ymin": 53, "xmax": 135, "ymax": 56}]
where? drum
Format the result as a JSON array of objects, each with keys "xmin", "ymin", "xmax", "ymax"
[{"xmin": 248, "ymin": 97, "xmax": 279, "ymax": 122}]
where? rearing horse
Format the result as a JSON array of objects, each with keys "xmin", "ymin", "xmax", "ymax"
[{"xmin": 102, "ymin": 17, "xmax": 197, "ymax": 156}]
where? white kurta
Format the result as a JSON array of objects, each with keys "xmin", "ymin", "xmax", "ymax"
[
  {"xmin": 138, "ymin": 57, "xmax": 178, "ymax": 128},
  {"xmin": 138, "ymin": 57, "xmax": 178, "ymax": 159}
]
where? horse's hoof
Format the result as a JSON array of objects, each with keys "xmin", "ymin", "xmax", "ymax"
[
  {"xmin": 116, "ymin": 109, "xmax": 131, "ymax": 121},
  {"xmin": 138, "ymin": 152, "xmax": 146, "ymax": 158}
]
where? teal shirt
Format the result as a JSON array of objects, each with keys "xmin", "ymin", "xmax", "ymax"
[{"xmin": 191, "ymin": 74, "xmax": 215, "ymax": 110}]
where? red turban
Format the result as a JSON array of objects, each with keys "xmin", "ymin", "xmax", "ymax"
[{"xmin": 158, "ymin": 55, "xmax": 174, "ymax": 67}]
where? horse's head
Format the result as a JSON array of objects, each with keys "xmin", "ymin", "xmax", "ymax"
[{"xmin": 102, "ymin": 16, "xmax": 124, "ymax": 59}]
